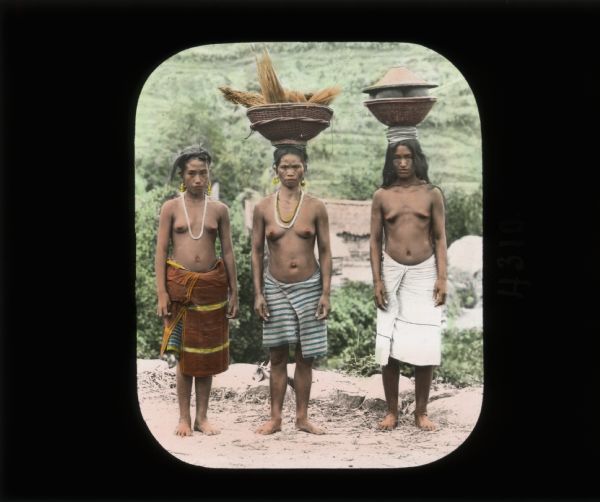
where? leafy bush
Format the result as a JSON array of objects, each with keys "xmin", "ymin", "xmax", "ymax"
[
  {"xmin": 227, "ymin": 192, "xmax": 268, "ymax": 364},
  {"xmin": 438, "ymin": 327, "xmax": 483, "ymax": 387},
  {"xmin": 327, "ymin": 281, "xmax": 377, "ymax": 358},
  {"xmin": 324, "ymin": 281, "xmax": 378, "ymax": 376},
  {"xmin": 444, "ymin": 183, "xmax": 482, "ymax": 246},
  {"xmin": 135, "ymin": 185, "xmax": 177, "ymax": 358}
]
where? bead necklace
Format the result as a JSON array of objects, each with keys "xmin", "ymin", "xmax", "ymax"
[
  {"xmin": 277, "ymin": 194, "xmax": 300, "ymax": 223},
  {"xmin": 274, "ymin": 189, "xmax": 304, "ymax": 229},
  {"xmin": 180, "ymin": 192, "xmax": 208, "ymax": 240}
]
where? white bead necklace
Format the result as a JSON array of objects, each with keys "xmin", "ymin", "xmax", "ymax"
[
  {"xmin": 274, "ymin": 189, "xmax": 304, "ymax": 229},
  {"xmin": 180, "ymin": 192, "xmax": 208, "ymax": 240}
]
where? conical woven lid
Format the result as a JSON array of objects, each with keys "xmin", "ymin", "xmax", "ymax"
[{"xmin": 362, "ymin": 66, "xmax": 437, "ymax": 93}]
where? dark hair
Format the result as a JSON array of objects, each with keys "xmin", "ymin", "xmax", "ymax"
[
  {"xmin": 273, "ymin": 145, "xmax": 309, "ymax": 171},
  {"xmin": 170, "ymin": 146, "xmax": 212, "ymax": 180},
  {"xmin": 381, "ymin": 139, "xmax": 430, "ymax": 187}
]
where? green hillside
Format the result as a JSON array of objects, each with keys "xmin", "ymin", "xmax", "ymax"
[{"xmin": 135, "ymin": 41, "xmax": 482, "ymax": 202}]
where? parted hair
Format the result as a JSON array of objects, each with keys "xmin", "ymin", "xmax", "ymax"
[{"xmin": 381, "ymin": 139, "xmax": 430, "ymax": 187}]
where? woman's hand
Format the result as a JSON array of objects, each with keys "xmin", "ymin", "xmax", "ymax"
[
  {"xmin": 315, "ymin": 294, "xmax": 331, "ymax": 320},
  {"xmin": 374, "ymin": 281, "xmax": 388, "ymax": 310},
  {"xmin": 227, "ymin": 292, "xmax": 239, "ymax": 319},
  {"xmin": 157, "ymin": 291, "xmax": 172, "ymax": 326},
  {"xmin": 433, "ymin": 278, "xmax": 447, "ymax": 306},
  {"xmin": 254, "ymin": 294, "xmax": 270, "ymax": 321}
]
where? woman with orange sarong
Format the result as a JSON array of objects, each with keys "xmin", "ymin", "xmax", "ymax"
[{"xmin": 155, "ymin": 145, "xmax": 238, "ymax": 437}]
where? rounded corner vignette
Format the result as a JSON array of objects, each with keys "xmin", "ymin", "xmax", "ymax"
[{"xmin": 134, "ymin": 41, "xmax": 483, "ymax": 469}]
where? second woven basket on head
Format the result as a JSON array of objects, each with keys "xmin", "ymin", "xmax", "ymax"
[{"xmin": 363, "ymin": 66, "xmax": 438, "ymax": 127}]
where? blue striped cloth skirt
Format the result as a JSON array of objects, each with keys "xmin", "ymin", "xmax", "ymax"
[{"xmin": 262, "ymin": 268, "xmax": 327, "ymax": 358}]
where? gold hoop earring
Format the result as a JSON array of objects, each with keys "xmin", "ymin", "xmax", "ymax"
[
  {"xmin": 207, "ymin": 181, "xmax": 212, "ymax": 196},
  {"xmin": 300, "ymin": 179, "xmax": 306, "ymax": 188},
  {"xmin": 272, "ymin": 176, "xmax": 280, "ymax": 186},
  {"xmin": 179, "ymin": 183, "xmax": 186, "ymax": 192}
]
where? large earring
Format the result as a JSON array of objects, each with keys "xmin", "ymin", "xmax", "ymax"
[
  {"xmin": 207, "ymin": 181, "xmax": 212, "ymax": 196},
  {"xmin": 300, "ymin": 179, "xmax": 306, "ymax": 188},
  {"xmin": 272, "ymin": 176, "xmax": 280, "ymax": 186},
  {"xmin": 179, "ymin": 182, "xmax": 186, "ymax": 192}
]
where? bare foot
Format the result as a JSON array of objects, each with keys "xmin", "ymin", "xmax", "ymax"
[
  {"xmin": 378, "ymin": 413, "xmax": 398, "ymax": 430},
  {"xmin": 174, "ymin": 418, "xmax": 193, "ymax": 437},
  {"xmin": 296, "ymin": 419, "xmax": 325, "ymax": 435},
  {"xmin": 255, "ymin": 419, "xmax": 282, "ymax": 435},
  {"xmin": 193, "ymin": 418, "xmax": 220, "ymax": 435},
  {"xmin": 415, "ymin": 413, "xmax": 437, "ymax": 431}
]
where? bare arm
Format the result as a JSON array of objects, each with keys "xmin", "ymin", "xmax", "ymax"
[
  {"xmin": 315, "ymin": 200, "xmax": 332, "ymax": 320},
  {"xmin": 251, "ymin": 202, "xmax": 269, "ymax": 321},
  {"xmin": 369, "ymin": 190, "xmax": 387, "ymax": 310},
  {"xmin": 155, "ymin": 200, "xmax": 173, "ymax": 324},
  {"xmin": 431, "ymin": 187, "xmax": 448, "ymax": 306},
  {"xmin": 218, "ymin": 204, "xmax": 239, "ymax": 319}
]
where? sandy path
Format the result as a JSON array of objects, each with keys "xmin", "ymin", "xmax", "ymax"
[{"xmin": 138, "ymin": 361, "xmax": 482, "ymax": 469}]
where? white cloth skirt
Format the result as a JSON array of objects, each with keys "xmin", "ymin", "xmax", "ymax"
[{"xmin": 375, "ymin": 252, "xmax": 442, "ymax": 366}]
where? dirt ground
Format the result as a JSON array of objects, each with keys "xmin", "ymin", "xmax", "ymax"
[{"xmin": 137, "ymin": 360, "xmax": 483, "ymax": 469}]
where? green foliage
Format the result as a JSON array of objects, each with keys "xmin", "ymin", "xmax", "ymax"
[
  {"xmin": 444, "ymin": 183, "xmax": 482, "ymax": 246},
  {"xmin": 437, "ymin": 327, "xmax": 483, "ymax": 387},
  {"xmin": 325, "ymin": 281, "xmax": 379, "ymax": 376},
  {"xmin": 327, "ymin": 281, "xmax": 376, "ymax": 358},
  {"xmin": 135, "ymin": 185, "xmax": 178, "ymax": 358},
  {"xmin": 227, "ymin": 192, "xmax": 268, "ymax": 364}
]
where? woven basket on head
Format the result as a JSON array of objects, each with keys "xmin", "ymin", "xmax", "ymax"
[
  {"xmin": 363, "ymin": 97, "xmax": 436, "ymax": 127},
  {"xmin": 247, "ymin": 103, "xmax": 333, "ymax": 144}
]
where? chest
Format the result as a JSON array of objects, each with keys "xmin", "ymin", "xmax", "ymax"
[
  {"xmin": 265, "ymin": 212, "xmax": 316, "ymax": 242},
  {"xmin": 382, "ymin": 192, "xmax": 432, "ymax": 223},
  {"xmin": 173, "ymin": 205, "xmax": 219, "ymax": 236}
]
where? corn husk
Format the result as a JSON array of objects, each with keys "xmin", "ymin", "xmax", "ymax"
[
  {"xmin": 307, "ymin": 85, "xmax": 342, "ymax": 106},
  {"xmin": 218, "ymin": 86, "xmax": 266, "ymax": 107},
  {"xmin": 284, "ymin": 89, "xmax": 308, "ymax": 102},
  {"xmin": 255, "ymin": 48, "xmax": 286, "ymax": 104}
]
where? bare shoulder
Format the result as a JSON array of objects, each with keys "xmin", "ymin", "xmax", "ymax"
[
  {"xmin": 304, "ymin": 193, "xmax": 325, "ymax": 208},
  {"xmin": 254, "ymin": 194, "xmax": 274, "ymax": 215},
  {"xmin": 210, "ymin": 199, "xmax": 230, "ymax": 215},
  {"xmin": 426, "ymin": 183, "xmax": 445, "ymax": 198},
  {"xmin": 372, "ymin": 187, "xmax": 386, "ymax": 201},
  {"xmin": 161, "ymin": 196, "xmax": 179, "ymax": 213}
]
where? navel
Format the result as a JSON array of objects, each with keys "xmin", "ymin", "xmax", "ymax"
[
  {"xmin": 290, "ymin": 261, "xmax": 298, "ymax": 268},
  {"xmin": 195, "ymin": 255, "xmax": 202, "ymax": 263}
]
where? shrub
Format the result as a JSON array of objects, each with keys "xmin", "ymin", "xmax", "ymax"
[
  {"xmin": 437, "ymin": 327, "xmax": 483, "ymax": 387},
  {"xmin": 227, "ymin": 193, "xmax": 267, "ymax": 364},
  {"xmin": 444, "ymin": 183, "xmax": 482, "ymax": 246},
  {"xmin": 135, "ymin": 185, "xmax": 177, "ymax": 358}
]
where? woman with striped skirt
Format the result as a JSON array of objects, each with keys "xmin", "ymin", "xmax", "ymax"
[{"xmin": 251, "ymin": 144, "xmax": 332, "ymax": 435}]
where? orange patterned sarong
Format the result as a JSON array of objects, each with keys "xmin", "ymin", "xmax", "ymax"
[{"xmin": 160, "ymin": 259, "xmax": 229, "ymax": 377}]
